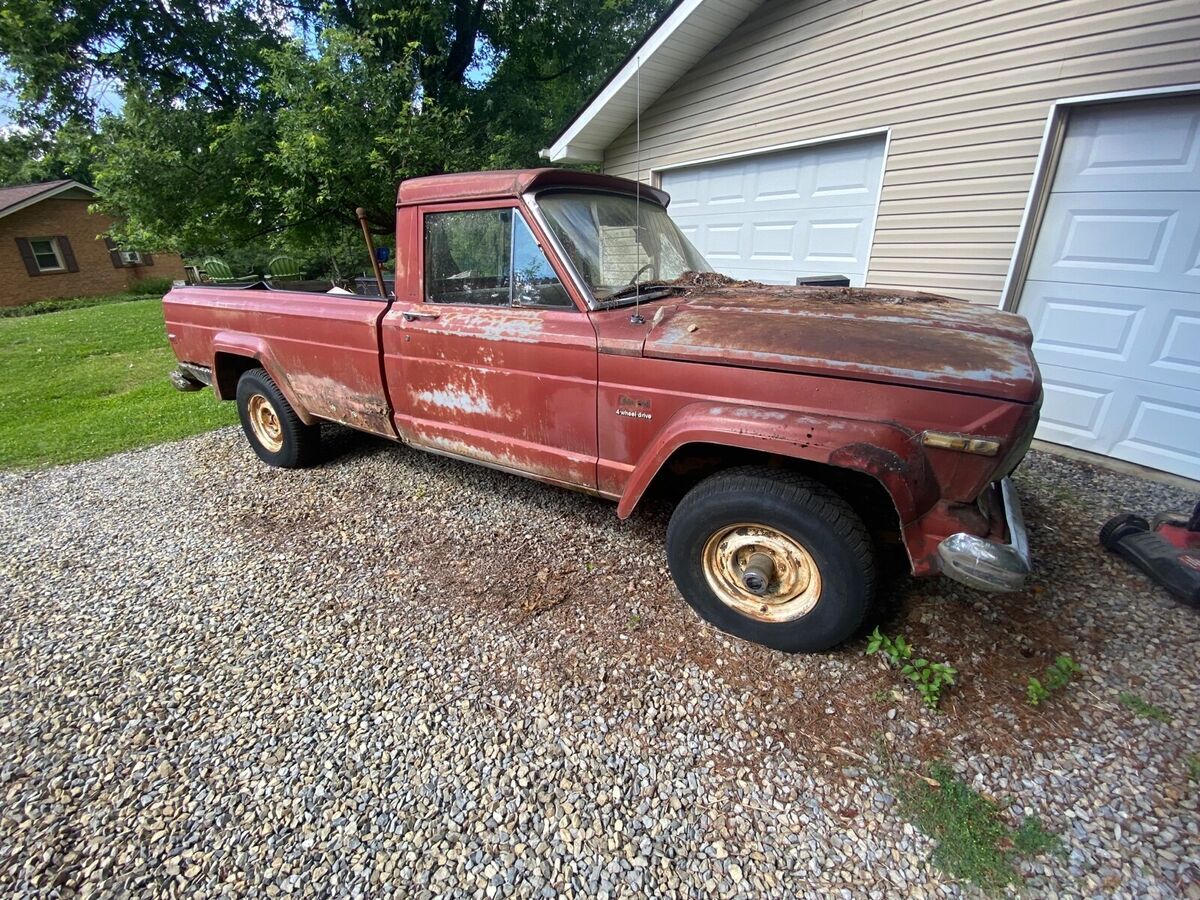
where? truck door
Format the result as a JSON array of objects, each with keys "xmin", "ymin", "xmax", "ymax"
[{"xmin": 382, "ymin": 202, "xmax": 599, "ymax": 490}]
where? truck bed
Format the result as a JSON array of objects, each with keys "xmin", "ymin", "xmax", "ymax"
[{"xmin": 163, "ymin": 285, "xmax": 397, "ymax": 437}]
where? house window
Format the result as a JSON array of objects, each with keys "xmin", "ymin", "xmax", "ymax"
[
  {"xmin": 120, "ymin": 250, "xmax": 142, "ymax": 265},
  {"xmin": 29, "ymin": 238, "xmax": 66, "ymax": 272}
]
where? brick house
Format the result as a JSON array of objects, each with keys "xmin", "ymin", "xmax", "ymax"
[{"xmin": 0, "ymin": 180, "xmax": 185, "ymax": 307}]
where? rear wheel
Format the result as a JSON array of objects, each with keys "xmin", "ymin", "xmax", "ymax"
[
  {"xmin": 235, "ymin": 368, "xmax": 320, "ymax": 468},
  {"xmin": 666, "ymin": 466, "xmax": 875, "ymax": 652}
]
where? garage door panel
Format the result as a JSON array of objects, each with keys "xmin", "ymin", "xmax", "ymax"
[
  {"xmin": 1156, "ymin": 309, "xmax": 1200, "ymax": 376},
  {"xmin": 1036, "ymin": 366, "xmax": 1200, "ymax": 479},
  {"xmin": 672, "ymin": 202, "xmax": 878, "ymax": 223},
  {"xmin": 804, "ymin": 219, "xmax": 866, "ymax": 264},
  {"xmin": 1117, "ymin": 392, "xmax": 1200, "ymax": 478},
  {"xmin": 754, "ymin": 153, "xmax": 806, "ymax": 201},
  {"xmin": 813, "ymin": 142, "xmax": 883, "ymax": 197},
  {"xmin": 665, "ymin": 170, "xmax": 702, "ymax": 210},
  {"xmin": 661, "ymin": 136, "xmax": 885, "ymax": 285},
  {"xmin": 1023, "ymin": 280, "xmax": 1200, "ymax": 392},
  {"xmin": 748, "ymin": 222, "xmax": 796, "ymax": 260},
  {"xmin": 1028, "ymin": 192, "xmax": 1200, "ymax": 293},
  {"xmin": 701, "ymin": 224, "xmax": 745, "ymax": 261},
  {"xmin": 708, "ymin": 169, "xmax": 747, "ymax": 204},
  {"xmin": 1021, "ymin": 281, "xmax": 1143, "ymax": 363},
  {"xmin": 1038, "ymin": 371, "xmax": 1117, "ymax": 441},
  {"xmin": 1055, "ymin": 97, "xmax": 1200, "ymax": 192},
  {"xmin": 1018, "ymin": 95, "xmax": 1200, "ymax": 479}
]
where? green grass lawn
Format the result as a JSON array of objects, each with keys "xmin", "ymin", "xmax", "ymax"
[{"xmin": 0, "ymin": 296, "xmax": 237, "ymax": 469}]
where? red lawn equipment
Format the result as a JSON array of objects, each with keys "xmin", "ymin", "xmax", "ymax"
[{"xmin": 1099, "ymin": 501, "xmax": 1200, "ymax": 609}]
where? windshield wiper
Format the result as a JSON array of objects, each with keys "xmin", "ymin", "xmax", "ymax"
[{"xmin": 598, "ymin": 281, "xmax": 675, "ymax": 304}]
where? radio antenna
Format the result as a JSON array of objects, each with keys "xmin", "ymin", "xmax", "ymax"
[{"xmin": 630, "ymin": 54, "xmax": 645, "ymax": 325}]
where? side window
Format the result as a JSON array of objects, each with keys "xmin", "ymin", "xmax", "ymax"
[
  {"xmin": 512, "ymin": 215, "xmax": 573, "ymax": 309},
  {"xmin": 425, "ymin": 209, "xmax": 512, "ymax": 305},
  {"xmin": 29, "ymin": 238, "xmax": 65, "ymax": 272}
]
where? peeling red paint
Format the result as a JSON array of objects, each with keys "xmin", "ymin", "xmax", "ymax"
[{"xmin": 641, "ymin": 286, "xmax": 1039, "ymax": 403}]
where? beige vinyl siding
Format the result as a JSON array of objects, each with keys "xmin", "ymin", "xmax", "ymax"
[{"xmin": 603, "ymin": 0, "xmax": 1200, "ymax": 304}]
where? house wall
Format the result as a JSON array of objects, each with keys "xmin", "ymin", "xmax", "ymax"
[
  {"xmin": 602, "ymin": 0, "xmax": 1200, "ymax": 304},
  {"xmin": 0, "ymin": 198, "xmax": 185, "ymax": 307}
]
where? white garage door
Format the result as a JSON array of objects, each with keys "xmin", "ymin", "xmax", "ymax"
[
  {"xmin": 1018, "ymin": 96, "xmax": 1200, "ymax": 481},
  {"xmin": 660, "ymin": 135, "xmax": 886, "ymax": 285}
]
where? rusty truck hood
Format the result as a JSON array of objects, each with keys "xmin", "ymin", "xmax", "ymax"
[{"xmin": 641, "ymin": 286, "xmax": 1040, "ymax": 402}]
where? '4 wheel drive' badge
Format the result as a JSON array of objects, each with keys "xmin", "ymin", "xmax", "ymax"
[{"xmin": 616, "ymin": 395, "xmax": 652, "ymax": 420}]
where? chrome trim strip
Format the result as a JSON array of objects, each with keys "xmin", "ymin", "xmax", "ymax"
[{"xmin": 1001, "ymin": 477, "xmax": 1031, "ymax": 572}]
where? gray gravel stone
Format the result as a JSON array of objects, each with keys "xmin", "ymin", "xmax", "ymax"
[{"xmin": 0, "ymin": 429, "xmax": 1196, "ymax": 898}]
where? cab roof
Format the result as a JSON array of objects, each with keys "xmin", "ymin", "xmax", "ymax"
[{"xmin": 396, "ymin": 168, "xmax": 670, "ymax": 208}]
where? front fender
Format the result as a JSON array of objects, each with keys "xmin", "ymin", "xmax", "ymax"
[
  {"xmin": 211, "ymin": 333, "xmax": 316, "ymax": 425},
  {"xmin": 615, "ymin": 403, "xmax": 939, "ymax": 524}
]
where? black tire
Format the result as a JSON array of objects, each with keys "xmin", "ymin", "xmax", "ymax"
[
  {"xmin": 235, "ymin": 368, "xmax": 320, "ymax": 468},
  {"xmin": 666, "ymin": 466, "xmax": 875, "ymax": 653},
  {"xmin": 1099, "ymin": 513, "xmax": 1149, "ymax": 549}
]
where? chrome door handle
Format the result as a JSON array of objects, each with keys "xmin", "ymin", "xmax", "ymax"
[{"xmin": 402, "ymin": 311, "xmax": 441, "ymax": 322}]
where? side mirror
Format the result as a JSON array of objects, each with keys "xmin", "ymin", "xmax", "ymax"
[{"xmin": 375, "ymin": 246, "xmax": 390, "ymax": 263}]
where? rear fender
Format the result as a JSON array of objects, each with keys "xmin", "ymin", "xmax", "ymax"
[
  {"xmin": 211, "ymin": 333, "xmax": 316, "ymax": 425},
  {"xmin": 616, "ymin": 404, "xmax": 939, "ymax": 524}
]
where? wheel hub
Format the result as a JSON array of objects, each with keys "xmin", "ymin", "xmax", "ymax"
[
  {"xmin": 741, "ymin": 552, "xmax": 776, "ymax": 595},
  {"xmin": 247, "ymin": 394, "xmax": 284, "ymax": 453},
  {"xmin": 702, "ymin": 524, "xmax": 822, "ymax": 622}
]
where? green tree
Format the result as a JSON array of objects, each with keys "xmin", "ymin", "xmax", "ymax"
[
  {"xmin": 265, "ymin": 30, "xmax": 476, "ymax": 232},
  {"xmin": 0, "ymin": 122, "xmax": 97, "ymax": 186},
  {"xmin": 93, "ymin": 92, "xmax": 285, "ymax": 251},
  {"xmin": 0, "ymin": 0, "xmax": 286, "ymax": 127},
  {"xmin": 476, "ymin": 0, "xmax": 667, "ymax": 167},
  {"xmin": 2, "ymin": 0, "xmax": 672, "ymax": 260}
]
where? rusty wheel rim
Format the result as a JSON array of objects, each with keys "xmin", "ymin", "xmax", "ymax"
[
  {"xmin": 247, "ymin": 394, "xmax": 284, "ymax": 453},
  {"xmin": 701, "ymin": 523, "xmax": 822, "ymax": 622}
]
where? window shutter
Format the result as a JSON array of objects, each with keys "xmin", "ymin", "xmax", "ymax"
[
  {"xmin": 15, "ymin": 238, "xmax": 41, "ymax": 277},
  {"xmin": 55, "ymin": 236, "xmax": 79, "ymax": 273},
  {"xmin": 140, "ymin": 252, "xmax": 155, "ymax": 267},
  {"xmin": 103, "ymin": 236, "xmax": 125, "ymax": 268}
]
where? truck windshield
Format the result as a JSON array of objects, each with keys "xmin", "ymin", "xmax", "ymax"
[{"xmin": 537, "ymin": 191, "xmax": 713, "ymax": 305}]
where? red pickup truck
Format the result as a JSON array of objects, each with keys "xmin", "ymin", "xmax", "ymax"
[{"xmin": 165, "ymin": 168, "xmax": 1041, "ymax": 653}]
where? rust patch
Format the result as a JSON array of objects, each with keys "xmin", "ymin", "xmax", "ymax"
[
  {"xmin": 829, "ymin": 441, "xmax": 940, "ymax": 527},
  {"xmin": 412, "ymin": 429, "xmax": 593, "ymax": 488},
  {"xmin": 287, "ymin": 371, "xmax": 393, "ymax": 436},
  {"xmin": 640, "ymin": 283, "xmax": 1039, "ymax": 403}
]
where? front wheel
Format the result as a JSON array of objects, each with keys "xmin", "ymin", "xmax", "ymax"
[
  {"xmin": 666, "ymin": 466, "xmax": 875, "ymax": 652},
  {"xmin": 235, "ymin": 368, "xmax": 320, "ymax": 468}
]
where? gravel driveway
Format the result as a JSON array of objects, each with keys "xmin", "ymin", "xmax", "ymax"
[{"xmin": 1, "ymin": 428, "xmax": 1197, "ymax": 898}]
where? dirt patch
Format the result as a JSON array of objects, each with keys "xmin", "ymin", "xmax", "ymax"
[
  {"xmin": 786, "ymin": 286, "xmax": 950, "ymax": 305},
  {"xmin": 663, "ymin": 270, "xmax": 765, "ymax": 290},
  {"xmin": 656, "ymin": 271, "xmax": 952, "ymax": 306}
]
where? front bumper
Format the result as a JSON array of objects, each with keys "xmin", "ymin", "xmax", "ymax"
[{"xmin": 936, "ymin": 478, "xmax": 1031, "ymax": 592}]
